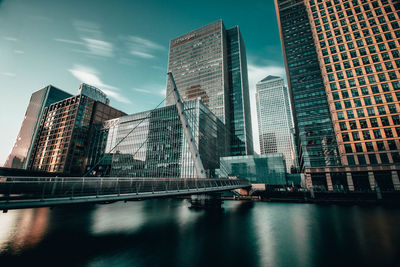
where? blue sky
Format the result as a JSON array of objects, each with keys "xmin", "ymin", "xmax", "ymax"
[{"xmin": 0, "ymin": 0, "xmax": 286, "ymax": 165}]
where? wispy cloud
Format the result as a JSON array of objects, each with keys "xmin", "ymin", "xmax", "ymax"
[
  {"xmin": 54, "ymin": 38, "xmax": 84, "ymax": 45},
  {"xmin": 13, "ymin": 50, "xmax": 24, "ymax": 54},
  {"xmin": 133, "ymin": 88, "xmax": 153, "ymax": 94},
  {"xmin": 55, "ymin": 20, "xmax": 115, "ymax": 58},
  {"xmin": 68, "ymin": 65, "xmax": 131, "ymax": 104},
  {"xmin": 3, "ymin": 36, "xmax": 18, "ymax": 41},
  {"xmin": 247, "ymin": 62, "xmax": 286, "ymax": 154},
  {"xmin": 1, "ymin": 72, "xmax": 16, "ymax": 77},
  {"xmin": 133, "ymin": 85, "xmax": 166, "ymax": 96},
  {"xmin": 82, "ymin": 38, "xmax": 113, "ymax": 57},
  {"xmin": 124, "ymin": 35, "xmax": 164, "ymax": 59}
]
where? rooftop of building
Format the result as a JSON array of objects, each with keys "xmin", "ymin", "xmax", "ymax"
[{"xmin": 258, "ymin": 75, "xmax": 281, "ymax": 83}]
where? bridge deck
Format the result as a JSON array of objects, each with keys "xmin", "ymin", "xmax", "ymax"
[{"xmin": 0, "ymin": 177, "xmax": 251, "ymax": 210}]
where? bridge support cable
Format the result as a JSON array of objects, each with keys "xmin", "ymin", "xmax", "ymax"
[
  {"xmin": 168, "ymin": 72, "xmax": 207, "ymax": 179},
  {"xmin": 83, "ymin": 87, "xmax": 175, "ymax": 177}
]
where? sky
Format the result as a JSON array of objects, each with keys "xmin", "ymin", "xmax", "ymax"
[{"xmin": 0, "ymin": 0, "xmax": 286, "ymax": 165}]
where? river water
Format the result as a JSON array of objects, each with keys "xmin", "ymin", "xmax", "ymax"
[{"xmin": 0, "ymin": 199, "xmax": 400, "ymax": 267}]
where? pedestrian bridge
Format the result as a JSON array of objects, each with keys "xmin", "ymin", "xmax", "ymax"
[{"xmin": 0, "ymin": 176, "xmax": 251, "ymax": 211}]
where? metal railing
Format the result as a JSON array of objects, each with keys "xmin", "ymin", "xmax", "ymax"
[{"xmin": 0, "ymin": 176, "xmax": 251, "ymax": 210}]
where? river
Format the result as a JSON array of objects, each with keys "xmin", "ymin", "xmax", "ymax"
[{"xmin": 0, "ymin": 199, "xmax": 399, "ymax": 267}]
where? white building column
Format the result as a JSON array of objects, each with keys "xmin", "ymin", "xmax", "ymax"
[
  {"xmin": 346, "ymin": 172, "xmax": 354, "ymax": 191},
  {"xmin": 368, "ymin": 171, "xmax": 376, "ymax": 190},
  {"xmin": 305, "ymin": 173, "xmax": 312, "ymax": 190},
  {"xmin": 392, "ymin": 171, "xmax": 400, "ymax": 191},
  {"xmin": 326, "ymin": 172, "xmax": 333, "ymax": 191}
]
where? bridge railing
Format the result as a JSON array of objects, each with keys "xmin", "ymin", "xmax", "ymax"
[{"xmin": 0, "ymin": 177, "xmax": 251, "ymax": 201}]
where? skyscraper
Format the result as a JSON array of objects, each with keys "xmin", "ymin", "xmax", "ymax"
[
  {"xmin": 276, "ymin": 0, "xmax": 400, "ymax": 191},
  {"xmin": 4, "ymin": 85, "xmax": 72, "ymax": 169},
  {"xmin": 256, "ymin": 75, "xmax": 296, "ymax": 172},
  {"xmin": 28, "ymin": 84, "xmax": 125, "ymax": 175},
  {"xmin": 166, "ymin": 20, "xmax": 253, "ymax": 156}
]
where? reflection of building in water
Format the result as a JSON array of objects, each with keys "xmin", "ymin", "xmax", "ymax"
[
  {"xmin": 87, "ymin": 99, "xmax": 227, "ymax": 178},
  {"xmin": 8, "ymin": 208, "xmax": 49, "ymax": 253}
]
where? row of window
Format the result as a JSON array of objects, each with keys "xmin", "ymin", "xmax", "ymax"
[
  {"xmin": 330, "ymin": 78, "xmax": 400, "ymax": 91},
  {"xmin": 334, "ymin": 94, "xmax": 400, "ymax": 109},
  {"xmin": 341, "ymin": 127, "xmax": 400, "ymax": 142},
  {"xmin": 337, "ymin": 104, "xmax": 399, "ymax": 120},
  {"xmin": 333, "ymin": 89, "xmax": 400, "ymax": 101},
  {"xmin": 346, "ymin": 152, "xmax": 399, "ymax": 165},
  {"xmin": 339, "ymin": 116, "xmax": 400, "ymax": 130},
  {"xmin": 343, "ymin": 140, "xmax": 398, "ymax": 153}
]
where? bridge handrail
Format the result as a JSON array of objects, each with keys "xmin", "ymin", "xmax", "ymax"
[{"xmin": 0, "ymin": 176, "xmax": 251, "ymax": 204}]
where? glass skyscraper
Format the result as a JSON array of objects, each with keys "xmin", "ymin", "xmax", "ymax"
[
  {"xmin": 4, "ymin": 85, "xmax": 71, "ymax": 169},
  {"xmin": 166, "ymin": 20, "xmax": 253, "ymax": 156},
  {"xmin": 276, "ymin": 0, "xmax": 400, "ymax": 191},
  {"xmin": 87, "ymin": 99, "xmax": 227, "ymax": 178},
  {"xmin": 256, "ymin": 75, "xmax": 297, "ymax": 172}
]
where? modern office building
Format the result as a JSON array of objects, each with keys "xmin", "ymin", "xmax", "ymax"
[
  {"xmin": 256, "ymin": 75, "xmax": 297, "ymax": 172},
  {"xmin": 275, "ymin": 0, "xmax": 400, "ymax": 191},
  {"xmin": 87, "ymin": 99, "xmax": 227, "ymax": 178},
  {"xmin": 4, "ymin": 85, "xmax": 72, "ymax": 169},
  {"xmin": 218, "ymin": 154, "xmax": 287, "ymax": 186},
  {"xmin": 166, "ymin": 20, "xmax": 253, "ymax": 156},
  {"xmin": 28, "ymin": 84, "xmax": 126, "ymax": 175}
]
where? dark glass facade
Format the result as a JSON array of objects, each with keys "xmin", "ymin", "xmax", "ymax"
[
  {"xmin": 87, "ymin": 99, "xmax": 227, "ymax": 178},
  {"xmin": 166, "ymin": 20, "xmax": 253, "ymax": 156},
  {"xmin": 275, "ymin": 0, "xmax": 341, "ymax": 170},
  {"xmin": 4, "ymin": 85, "xmax": 71, "ymax": 169},
  {"xmin": 227, "ymin": 26, "xmax": 254, "ymax": 156}
]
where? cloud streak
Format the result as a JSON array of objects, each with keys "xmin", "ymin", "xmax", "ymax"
[
  {"xmin": 68, "ymin": 65, "xmax": 131, "ymax": 104},
  {"xmin": 124, "ymin": 35, "xmax": 164, "ymax": 59},
  {"xmin": 1, "ymin": 72, "xmax": 16, "ymax": 77},
  {"xmin": 3, "ymin": 36, "xmax": 18, "ymax": 41}
]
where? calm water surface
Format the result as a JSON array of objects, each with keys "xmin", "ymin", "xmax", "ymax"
[{"xmin": 0, "ymin": 199, "xmax": 400, "ymax": 267}]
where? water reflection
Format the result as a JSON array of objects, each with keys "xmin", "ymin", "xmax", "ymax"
[
  {"xmin": 0, "ymin": 200, "xmax": 399, "ymax": 267},
  {"xmin": 0, "ymin": 208, "xmax": 49, "ymax": 254}
]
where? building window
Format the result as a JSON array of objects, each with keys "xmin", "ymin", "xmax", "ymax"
[
  {"xmin": 358, "ymin": 155, "xmax": 367, "ymax": 165},
  {"xmin": 347, "ymin": 155, "xmax": 356, "ymax": 165},
  {"xmin": 377, "ymin": 106, "xmax": 386, "ymax": 115},
  {"xmin": 374, "ymin": 129, "xmax": 383, "ymax": 139},
  {"xmin": 342, "ymin": 132, "xmax": 350, "ymax": 142},
  {"xmin": 352, "ymin": 132, "xmax": 360, "ymax": 141},
  {"xmin": 385, "ymin": 128, "xmax": 394, "ymax": 138},
  {"xmin": 369, "ymin": 154, "xmax": 378, "ymax": 164},
  {"xmin": 345, "ymin": 144, "xmax": 353, "ymax": 153},
  {"xmin": 363, "ymin": 130, "xmax": 371, "ymax": 140},
  {"xmin": 388, "ymin": 140, "xmax": 397, "ymax": 150},
  {"xmin": 381, "ymin": 117, "xmax": 390, "ymax": 126},
  {"xmin": 379, "ymin": 153, "xmax": 389, "ymax": 164},
  {"xmin": 360, "ymin": 119, "xmax": 368, "ymax": 128}
]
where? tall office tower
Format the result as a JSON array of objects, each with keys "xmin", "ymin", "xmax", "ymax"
[
  {"xmin": 4, "ymin": 85, "xmax": 71, "ymax": 169},
  {"xmin": 275, "ymin": 0, "xmax": 400, "ymax": 191},
  {"xmin": 166, "ymin": 20, "xmax": 253, "ymax": 156},
  {"xmin": 28, "ymin": 84, "xmax": 126, "ymax": 175},
  {"xmin": 256, "ymin": 75, "xmax": 297, "ymax": 172}
]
